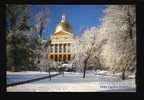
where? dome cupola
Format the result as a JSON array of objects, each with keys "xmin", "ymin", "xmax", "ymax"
[{"xmin": 55, "ymin": 14, "xmax": 72, "ymax": 33}]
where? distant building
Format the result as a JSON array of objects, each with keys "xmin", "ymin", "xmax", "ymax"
[{"xmin": 48, "ymin": 15, "xmax": 75, "ymax": 62}]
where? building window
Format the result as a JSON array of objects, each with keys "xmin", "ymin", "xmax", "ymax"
[
  {"xmin": 59, "ymin": 44, "xmax": 62, "ymax": 53},
  {"xmin": 51, "ymin": 44, "xmax": 53, "ymax": 53},
  {"xmin": 50, "ymin": 55, "xmax": 53, "ymax": 60},
  {"xmin": 59, "ymin": 55, "xmax": 62, "ymax": 61},
  {"xmin": 55, "ymin": 55, "xmax": 57, "ymax": 61},
  {"xmin": 68, "ymin": 55, "xmax": 71, "ymax": 60},
  {"xmin": 63, "ymin": 55, "xmax": 66, "ymax": 61},
  {"xmin": 64, "ymin": 44, "xmax": 66, "ymax": 53},
  {"xmin": 55, "ymin": 44, "xmax": 57, "ymax": 53}
]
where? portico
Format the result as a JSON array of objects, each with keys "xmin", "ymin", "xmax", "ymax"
[{"xmin": 48, "ymin": 15, "xmax": 74, "ymax": 62}]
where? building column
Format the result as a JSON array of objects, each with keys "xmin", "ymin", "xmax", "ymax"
[
  {"xmin": 59, "ymin": 44, "xmax": 62, "ymax": 53},
  {"xmin": 53, "ymin": 54, "xmax": 55, "ymax": 61},
  {"xmin": 66, "ymin": 54, "xmax": 68, "ymax": 61},
  {"xmin": 68, "ymin": 43, "xmax": 71, "ymax": 53},
  {"xmin": 61, "ymin": 44, "xmax": 64, "ymax": 61},
  {"xmin": 62, "ymin": 44, "xmax": 64, "ymax": 53},
  {"xmin": 62, "ymin": 54, "xmax": 63, "ymax": 62},
  {"xmin": 55, "ymin": 44, "xmax": 58, "ymax": 53},
  {"xmin": 53, "ymin": 44, "xmax": 55, "ymax": 53},
  {"xmin": 66, "ymin": 43, "xmax": 68, "ymax": 53},
  {"xmin": 54, "ymin": 44, "xmax": 56, "ymax": 53},
  {"xmin": 64, "ymin": 44, "xmax": 66, "ymax": 53}
]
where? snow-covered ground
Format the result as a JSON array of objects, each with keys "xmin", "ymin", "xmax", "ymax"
[{"xmin": 7, "ymin": 71, "xmax": 136, "ymax": 92}]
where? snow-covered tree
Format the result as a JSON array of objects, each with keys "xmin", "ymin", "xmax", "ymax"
[
  {"xmin": 71, "ymin": 36, "xmax": 83, "ymax": 72},
  {"xmin": 6, "ymin": 4, "xmax": 31, "ymax": 32},
  {"xmin": 6, "ymin": 5, "xmax": 46, "ymax": 71},
  {"xmin": 98, "ymin": 5, "xmax": 136, "ymax": 80},
  {"xmin": 37, "ymin": 40, "xmax": 49, "ymax": 71},
  {"xmin": 72, "ymin": 27, "xmax": 107, "ymax": 78},
  {"xmin": 35, "ymin": 10, "xmax": 49, "ymax": 37}
]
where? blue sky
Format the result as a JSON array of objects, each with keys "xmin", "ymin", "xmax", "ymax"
[{"xmin": 31, "ymin": 5, "xmax": 106, "ymax": 40}]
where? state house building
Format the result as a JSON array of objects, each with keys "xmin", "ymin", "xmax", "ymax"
[{"xmin": 47, "ymin": 15, "xmax": 75, "ymax": 62}]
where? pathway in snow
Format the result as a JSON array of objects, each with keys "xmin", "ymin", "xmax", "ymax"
[
  {"xmin": 7, "ymin": 71, "xmax": 58, "ymax": 84},
  {"xmin": 7, "ymin": 71, "xmax": 136, "ymax": 92}
]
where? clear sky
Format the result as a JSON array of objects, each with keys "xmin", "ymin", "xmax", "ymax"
[{"xmin": 31, "ymin": 5, "xmax": 106, "ymax": 40}]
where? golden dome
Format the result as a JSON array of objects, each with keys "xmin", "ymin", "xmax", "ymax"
[{"xmin": 55, "ymin": 15, "xmax": 72, "ymax": 33}]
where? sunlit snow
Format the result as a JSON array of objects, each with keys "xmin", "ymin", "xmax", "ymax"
[{"xmin": 7, "ymin": 71, "xmax": 135, "ymax": 92}]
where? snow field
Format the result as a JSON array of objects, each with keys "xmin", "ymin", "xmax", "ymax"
[{"xmin": 7, "ymin": 71, "xmax": 135, "ymax": 92}]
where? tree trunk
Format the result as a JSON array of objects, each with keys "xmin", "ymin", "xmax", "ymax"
[
  {"xmin": 83, "ymin": 57, "xmax": 89, "ymax": 78},
  {"xmin": 11, "ymin": 66, "xmax": 15, "ymax": 72},
  {"xmin": 122, "ymin": 67, "xmax": 127, "ymax": 80},
  {"xmin": 49, "ymin": 67, "xmax": 51, "ymax": 80},
  {"xmin": 122, "ymin": 70, "xmax": 126, "ymax": 80},
  {"xmin": 63, "ymin": 71, "xmax": 64, "ymax": 77},
  {"xmin": 83, "ymin": 62, "xmax": 86, "ymax": 78}
]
